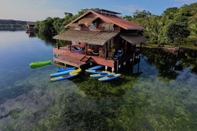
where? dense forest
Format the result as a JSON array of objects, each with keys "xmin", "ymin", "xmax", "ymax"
[
  {"xmin": 0, "ymin": 19, "xmax": 27, "ymax": 30},
  {"xmin": 34, "ymin": 3, "xmax": 197, "ymax": 46},
  {"xmin": 125, "ymin": 2, "xmax": 197, "ymax": 46}
]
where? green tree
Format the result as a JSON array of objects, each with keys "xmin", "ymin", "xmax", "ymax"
[
  {"xmin": 123, "ymin": 15, "xmax": 133, "ymax": 21},
  {"xmin": 38, "ymin": 17, "xmax": 56, "ymax": 35},
  {"xmin": 52, "ymin": 17, "xmax": 64, "ymax": 33},
  {"xmin": 158, "ymin": 7, "xmax": 179, "ymax": 44},
  {"xmin": 133, "ymin": 10, "xmax": 151, "ymax": 18}
]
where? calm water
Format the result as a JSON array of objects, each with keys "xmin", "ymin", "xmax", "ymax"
[{"xmin": 0, "ymin": 31, "xmax": 197, "ymax": 131}]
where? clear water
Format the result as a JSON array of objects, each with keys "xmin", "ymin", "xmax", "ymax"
[{"xmin": 0, "ymin": 31, "xmax": 197, "ymax": 131}]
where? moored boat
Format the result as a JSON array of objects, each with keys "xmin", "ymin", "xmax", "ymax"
[
  {"xmin": 50, "ymin": 68, "xmax": 81, "ymax": 77},
  {"xmin": 57, "ymin": 67, "xmax": 76, "ymax": 72},
  {"xmin": 70, "ymin": 68, "xmax": 81, "ymax": 74},
  {"xmin": 90, "ymin": 71, "xmax": 111, "ymax": 78},
  {"xmin": 98, "ymin": 73, "xmax": 121, "ymax": 82},
  {"xmin": 85, "ymin": 69, "xmax": 108, "ymax": 74},
  {"xmin": 30, "ymin": 60, "xmax": 52, "ymax": 68},
  {"xmin": 50, "ymin": 69, "xmax": 74, "ymax": 77},
  {"xmin": 88, "ymin": 65, "xmax": 104, "ymax": 70},
  {"xmin": 50, "ymin": 73, "xmax": 78, "ymax": 82}
]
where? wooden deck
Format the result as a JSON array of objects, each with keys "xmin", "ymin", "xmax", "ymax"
[
  {"xmin": 53, "ymin": 47, "xmax": 115, "ymax": 68},
  {"xmin": 53, "ymin": 46, "xmax": 141, "ymax": 70}
]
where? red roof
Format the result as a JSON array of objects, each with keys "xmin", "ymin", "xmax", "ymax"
[{"xmin": 65, "ymin": 10, "xmax": 144, "ymax": 30}]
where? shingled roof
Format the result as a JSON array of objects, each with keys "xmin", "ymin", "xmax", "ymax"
[
  {"xmin": 65, "ymin": 10, "xmax": 144, "ymax": 30},
  {"xmin": 53, "ymin": 30, "xmax": 118, "ymax": 45}
]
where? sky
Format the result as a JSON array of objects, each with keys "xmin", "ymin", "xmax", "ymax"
[{"xmin": 0, "ymin": 0, "xmax": 197, "ymax": 21}]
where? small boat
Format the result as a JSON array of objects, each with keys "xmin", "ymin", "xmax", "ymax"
[
  {"xmin": 50, "ymin": 68, "xmax": 81, "ymax": 77},
  {"xmin": 88, "ymin": 65, "xmax": 104, "ymax": 70},
  {"xmin": 57, "ymin": 67, "xmax": 76, "ymax": 72},
  {"xmin": 70, "ymin": 68, "xmax": 81, "ymax": 74},
  {"xmin": 90, "ymin": 71, "xmax": 111, "ymax": 78},
  {"xmin": 85, "ymin": 69, "xmax": 108, "ymax": 74},
  {"xmin": 98, "ymin": 73, "xmax": 121, "ymax": 82},
  {"xmin": 50, "ymin": 70, "xmax": 73, "ymax": 77},
  {"xmin": 50, "ymin": 73, "xmax": 78, "ymax": 82},
  {"xmin": 30, "ymin": 60, "xmax": 52, "ymax": 68}
]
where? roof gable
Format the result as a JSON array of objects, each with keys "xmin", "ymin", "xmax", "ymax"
[{"xmin": 65, "ymin": 10, "xmax": 144, "ymax": 30}]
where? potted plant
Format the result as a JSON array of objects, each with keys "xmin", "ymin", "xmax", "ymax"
[{"xmin": 108, "ymin": 44, "xmax": 115, "ymax": 59}]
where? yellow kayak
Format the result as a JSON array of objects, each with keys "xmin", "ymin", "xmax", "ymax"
[{"xmin": 70, "ymin": 68, "xmax": 81, "ymax": 74}]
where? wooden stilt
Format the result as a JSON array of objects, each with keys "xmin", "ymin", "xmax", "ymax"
[
  {"xmin": 105, "ymin": 66, "xmax": 108, "ymax": 71},
  {"xmin": 111, "ymin": 67, "xmax": 114, "ymax": 73}
]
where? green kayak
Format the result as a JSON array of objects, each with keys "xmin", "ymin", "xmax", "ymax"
[{"xmin": 30, "ymin": 60, "xmax": 52, "ymax": 68}]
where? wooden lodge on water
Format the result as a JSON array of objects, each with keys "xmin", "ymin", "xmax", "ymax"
[
  {"xmin": 53, "ymin": 9, "xmax": 147, "ymax": 72},
  {"xmin": 26, "ymin": 22, "xmax": 36, "ymax": 33}
]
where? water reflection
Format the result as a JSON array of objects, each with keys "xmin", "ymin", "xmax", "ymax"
[
  {"xmin": 141, "ymin": 48, "xmax": 197, "ymax": 83},
  {"xmin": 26, "ymin": 32, "xmax": 36, "ymax": 37},
  {"xmin": 72, "ymin": 72, "xmax": 142, "ymax": 98},
  {"xmin": 35, "ymin": 33, "xmax": 56, "ymax": 46}
]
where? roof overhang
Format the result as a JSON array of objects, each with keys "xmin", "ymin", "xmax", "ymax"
[
  {"xmin": 120, "ymin": 34, "xmax": 147, "ymax": 45},
  {"xmin": 53, "ymin": 30, "xmax": 119, "ymax": 46},
  {"xmin": 126, "ymin": 28, "xmax": 145, "ymax": 30}
]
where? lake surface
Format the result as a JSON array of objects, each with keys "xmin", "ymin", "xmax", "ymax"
[{"xmin": 0, "ymin": 31, "xmax": 197, "ymax": 131}]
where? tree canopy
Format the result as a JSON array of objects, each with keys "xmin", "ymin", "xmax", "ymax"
[{"xmin": 0, "ymin": 19, "xmax": 26, "ymax": 31}]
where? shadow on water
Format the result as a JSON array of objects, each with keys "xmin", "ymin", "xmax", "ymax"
[
  {"xmin": 36, "ymin": 33, "xmax": 56, "ymax": 46},
  {"xmin": 26, "ymin": 32, "xmax": 36, "ymax": 38},
  {"xmin": 71, "ymin": 71, "xmax": 142, "ymax": 98}
]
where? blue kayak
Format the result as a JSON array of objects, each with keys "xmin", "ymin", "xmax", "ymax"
[
  {"xmin": 50, "ymin": 70, "xmax": 74, "ymax": 77},
  {"xmin": 90, "ymin": 71, "xmax": 111, "ymax": 78},
  {"xmin": 50, "ymin": 73, "xmax": 78, "ymax": 82},
  {"xmin": 57, "ymin": 67, "xmax": 76, "ymax": 72},
  {"xmin": 88, "ymin": 65, "xmax": 104, "ymax": 70},
  {"xmin": 85, "ymin": 69, "xmax": 108, "ymax": 74},
  {"xmin": 50, "ymin": 68, "xmax": 81, "ymax": 77},
  {"xmin": 98, "ymin": 73, "xmax": 121, "ymax": 82}
]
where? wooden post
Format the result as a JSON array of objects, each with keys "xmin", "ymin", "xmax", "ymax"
[
  {"xmin": 132, "ymin": 53, "xmax": 135, "ymax": 67},
  {"xmin": 114, "ymin": 60, "xmax": 118, "ymax": 73},
  {"xmin": 56, "ymin": 40, "xmax": 60, "ymax": 49},
  {"xmin": 107, "ymin": 41, "xmax": 110, "ymax": 58},
  {"xmin": 70, "ymin": 42, "xmax": 72, "ymax": 52},
  {"xmin": 85, "ymin": 43, "xmax": 87, "ymax": 55},
  {"xmin": 105, "ymin": 42, "xmax": 108, "ymax": 59},
  {"xmin": 125, "ymin": 41, "xmax": 127, "ymax": 55},
  {"xmin": 137, "ymin": 57, "xmax": 140, "ymax": 73},
  {"xmin": 140, "ymin": 43, "xmax": 142, "ymax": 54}
]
